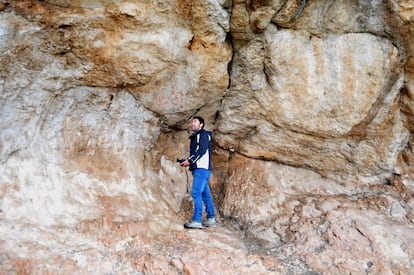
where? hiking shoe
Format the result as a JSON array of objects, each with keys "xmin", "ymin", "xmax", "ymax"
[
  {"xmin": 202, "ymin": 218, "xmax": 216, "ymax": 227},
  {"xmin": 184, "ymin": 221, "xmax": 203, "ymax": 229}
]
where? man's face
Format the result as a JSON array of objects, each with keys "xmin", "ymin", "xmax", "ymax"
[{"xmin": 191, "ymin": 118, "xmax": 203, "ymax": 132}]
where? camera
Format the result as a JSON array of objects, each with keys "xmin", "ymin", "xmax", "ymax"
[{"xmin": 176, "ymin": 158, "xmax": 186, "ymax": 164}]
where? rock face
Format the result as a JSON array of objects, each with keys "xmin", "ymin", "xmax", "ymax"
[
  {"xmin": 221, "ymin": 154, "xmax": 414, "ymax": 274},
  {"xmin": 1, "ymin": 0, "xmax": 414, "ymax": 274},
  {"xmin": 217, "ymin": 0, "xmax": 409, "ymax": 182}
]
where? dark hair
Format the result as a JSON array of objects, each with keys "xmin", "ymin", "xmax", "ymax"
[{"xmin": 193, "ymin": 116, "xmax": 205, "ymax": 128}]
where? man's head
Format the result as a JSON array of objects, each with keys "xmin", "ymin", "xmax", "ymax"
[{"xmin": 191, "ymin": 116, "xmax": 204, "ymax": 131}]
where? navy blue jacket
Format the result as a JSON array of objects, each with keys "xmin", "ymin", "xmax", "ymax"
[{"xmin": 188, "ymin": 129, "xmax": 212, "ymax": 171}]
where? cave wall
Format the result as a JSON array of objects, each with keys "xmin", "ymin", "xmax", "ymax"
[{"xmin": 1, "ymin": 0, "xmax": 414, "ymax": 273}]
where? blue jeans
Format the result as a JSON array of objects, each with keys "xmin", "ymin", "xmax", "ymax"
[{"xmin": 191, "ymin": 169, "xmax": 215, "ymax": 223}]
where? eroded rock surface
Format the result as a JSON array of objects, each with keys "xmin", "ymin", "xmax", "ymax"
[
  {"xmin": 222, "ymin": 154, "xmax": 414, "ymax": 274},
  {"xmin": 217, "ymin": 0, "xmax": 410, "ymax": 182},
  {"xmin": 1, "ymin": 0, "xmax": 414, "ymax": 274}
]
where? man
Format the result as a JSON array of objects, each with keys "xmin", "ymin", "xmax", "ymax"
[{"xmin": 180, "ymin": 116, "xmax": 216, "ymax": 229}]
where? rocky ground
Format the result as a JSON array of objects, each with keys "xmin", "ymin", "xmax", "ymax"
[
  {"xmin": 0, "ymin": 214, "xmax": 315, "ymax": 274},
  {"xmin": 2, "ymin": 177, "xmax": 414, "ymax": 275}
]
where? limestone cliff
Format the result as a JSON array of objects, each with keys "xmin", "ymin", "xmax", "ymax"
[{"xmin": 1, "ymin": 0, "xmax": 414, "ymax": 274}]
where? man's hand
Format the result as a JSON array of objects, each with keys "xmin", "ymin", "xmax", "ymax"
[{"xmin": 181, "ymin": 159, "xmax": 190, "ymax": 167}]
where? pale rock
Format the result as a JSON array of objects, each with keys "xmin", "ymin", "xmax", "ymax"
[
  {"xmin": 11, "ymin": 0, "xmax": 231, "ymax": 127},
  {"xmin": 1, "ymin": 0, "xmax": 414, "ymax": 274},
  {"xmin": 221, "ymin": 154, "xmax": 350, "ymax": 226},
  {"xmin": 274, "ymin": 0, "xmax": 388, "ymax": 36},
  {"xmin": 389, "ymin": 201, "xmax": 407, "ymax": 221},
  {"xmin": 216, "ymin": 25, "xmax": 408, "ymax": 181},
  {"xmin": 220, "ymin": 154, "xmax": 414, "ymax": 273}
]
